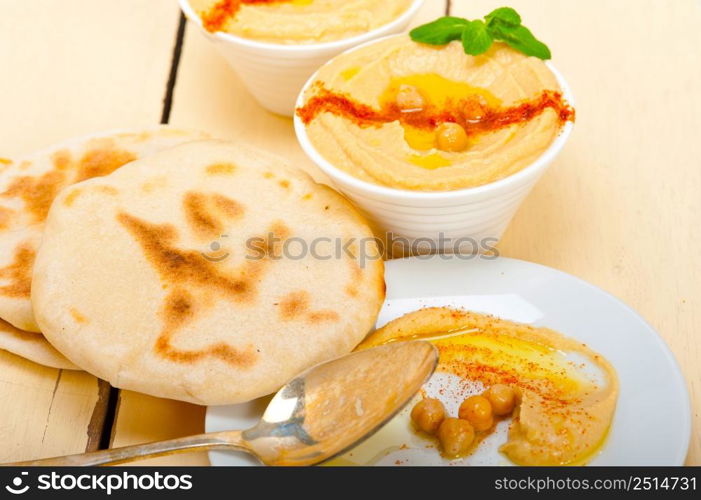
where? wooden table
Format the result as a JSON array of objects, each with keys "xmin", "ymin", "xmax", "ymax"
[{"xmin": 0, "ymin": 0, "xmax": 698, "ymax": 465}]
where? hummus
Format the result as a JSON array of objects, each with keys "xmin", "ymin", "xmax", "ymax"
[
  {"xmin": 358, "ymin": 308, "xmax": 618, "ymax": 466},
  {"xmin": 193, "ymin": 0, "xmax": 413, "ymax": 44},
  {"xmin": 299, "ymin": 36, "xmax": 572, "ymax": 191}
]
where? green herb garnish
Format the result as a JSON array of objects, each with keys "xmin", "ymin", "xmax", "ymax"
[{"xmin": 410, "ymin": 7, "xmax": 551, "ymax": 60}]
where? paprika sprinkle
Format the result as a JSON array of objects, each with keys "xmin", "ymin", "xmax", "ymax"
[
  {"xmin": 200, "ymin": 0, "xmax": 295, "ymax": 33},
  {"xmin": 296, "ymin": 81, "xmax": 575, "ymax": 142}
]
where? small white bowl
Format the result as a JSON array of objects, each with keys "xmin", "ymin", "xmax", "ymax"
[
  {"xmin": 179, "ymin": 0, "xmax": 426, "ymax": 116},
  {"xmin": 294, "ymin": 40, "xmax": 575, "ymax": 253}
]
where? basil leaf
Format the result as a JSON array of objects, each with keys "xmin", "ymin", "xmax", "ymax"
[
  {"xmin": 410, "ymin": 9, "xmax": 552, "ymax": 60},
  {"xmin": 485, "ymin": 7, "xmax": 521, "ymax": 27},
  {"xmin": 410, "ymin": 16, "xmax": 470, "ymax": 45},
  {"xmin": 489, "ymin": 24, "xmax": 552, "ymax": 59},
  {"xmin": 461, "ymin": 20, "xmax": 493, "ymax": 56}
]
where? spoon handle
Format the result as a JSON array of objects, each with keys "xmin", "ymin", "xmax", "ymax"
[{"xmin": 5, "ymin": 431, "xmax": 250, "ymax": 466}]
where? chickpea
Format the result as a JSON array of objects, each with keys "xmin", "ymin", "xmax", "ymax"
[
  {"xmin": 458, "ymin": 395, "xmax": 494, "ymax": 431},
  {"xmin": 512, "ymin": 385, "xmax": 523, "ymax": 404},
  {"xmin": 437, "ymin": 418, "xmax": 475, "ymax": 457},
  {"xmin": 436, "ymin": 122, "xmax": 469, "ymax": 152},
  {"xmin": 395, "ymin": 84, "xmax": 426, "ymax": 111},
  {"xmin": 485, "ymin": 384, "xmax": 517, "ymax": 416},
  {"xmin": 410, "ymin": 398, "xmax": 445, "ymax": 434}
]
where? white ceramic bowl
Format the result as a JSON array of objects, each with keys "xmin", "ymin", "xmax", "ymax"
[
  {"xmin": 179, "ymin": 0, "xmax": 426, "ymax": 116},
  {"xmin": 294, "ymin": 40, "xmax": 575, "ymax": 253}
]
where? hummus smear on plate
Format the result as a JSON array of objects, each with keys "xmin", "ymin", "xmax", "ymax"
[
  {"xmin": 356, "ymin": 308, "xmax": 618, "ymax": 466},
  {"xmin": 297, "ymin": 36, "xmax": 575, "ymax": 191},
  {"xmin": 193, "ymin": 0, "xmax": 413, "ymax": 44}
]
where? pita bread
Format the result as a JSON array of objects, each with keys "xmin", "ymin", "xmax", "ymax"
[
  {"xmin": 32, "ymin": 140, "xmax": 385, "ymax": 405},
  {"xmin": 0, "ymin": 127, "xmax": 209, "ymax": 333},
  {"xmin": 0, "ymin": 318, "xmax": 78, "ymax": 370}
]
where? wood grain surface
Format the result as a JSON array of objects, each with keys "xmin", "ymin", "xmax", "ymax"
[{"xmin": 451, "ymin": 0, "xmax": 701, "ymax": 464}]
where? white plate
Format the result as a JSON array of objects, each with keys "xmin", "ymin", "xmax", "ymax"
[{"xmin": 206, "ymin": 255, "xmax": 691, "ymax": 466}]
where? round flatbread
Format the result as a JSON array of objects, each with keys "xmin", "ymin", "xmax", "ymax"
[
  {"xmin": 32, "ymin": 140, "xmax": 385, "ymax": 405},
  {"xmin": 0, "ymin": 127, "xmax": 209, "ymax": 333},
  {"xmin": 0, "ymin": 318, "xmax": 78, "ymax": 370}
]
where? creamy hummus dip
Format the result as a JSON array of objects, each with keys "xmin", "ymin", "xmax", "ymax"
[
  {"xmin": 299, "ymin": 36, "xmax": 572, "ymax": 191},
  {"xmin": 193, "ymin": 0, "xmax": 413, "ymax": 44},
  {"xmin": 357, "ymin": 308, "xmax": 618, "ymax": 466}
]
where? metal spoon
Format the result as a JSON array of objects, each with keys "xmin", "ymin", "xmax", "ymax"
[{"xmin": 8, "ymin": 341, "xmax": 437, "ymax": 466}]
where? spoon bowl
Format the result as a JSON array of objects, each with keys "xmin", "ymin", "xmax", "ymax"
[{"xmin": 7, "ymin": 341, "xmax": 437, "ymax": 466}]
